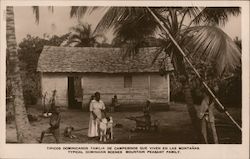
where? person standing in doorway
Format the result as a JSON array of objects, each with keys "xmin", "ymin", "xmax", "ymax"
[{"xmin": 88, "ymin": 92, "xmax": 106, "ymax": 138}]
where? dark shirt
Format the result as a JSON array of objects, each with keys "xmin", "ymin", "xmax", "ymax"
[{"xmin": 50, "ymin": 113, "xmax": 61, "ymax": 129}]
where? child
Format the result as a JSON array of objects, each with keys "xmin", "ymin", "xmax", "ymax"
[{"xmin": 38, "ymin": 107, "xmax": 61, "ymax": 143}]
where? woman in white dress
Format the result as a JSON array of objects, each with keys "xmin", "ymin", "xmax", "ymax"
[{"xmin": 88, "ymin": 92, "xmax": 106, "ymax": 138}]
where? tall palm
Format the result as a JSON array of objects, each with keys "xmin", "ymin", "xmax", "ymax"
[
  {"xmin": 71, "ymin": 7, "xmax": 241, "ymax": 142},
  {"xmin": 6, "ymin": 6, "xmax": 34, "ymax": 143},
  {"xmin": 148, "ymin": 7, "xmax": 241, "ymax": 139},
  {"xmin": 62, "ymin": 23, "xmax": 106, "ymax": 47},
  {"xmin": 6, "ymin": 6, "xmax": 52, "ymax": 143}
]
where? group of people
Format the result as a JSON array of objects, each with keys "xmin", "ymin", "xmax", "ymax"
[
  {"xmin": 37, "ymin": 85, "xmax": 222, "ymax": 144},
  {"xmin": 38, "ymin": 91, "xmax": 107, "ymax": 143}
]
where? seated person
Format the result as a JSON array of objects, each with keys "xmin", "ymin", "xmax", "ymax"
[
  {"xmin": 110, "ymin": 95, "xmax": 120, "ymax": 112},
  {"xmin": 128, "ymin": 111, "xmax": 151, "ymax": 131},
  {"xmin": 38, "ymin": 107, "xmax": 61, "ymax": 143},
  {"xmin": 143, "ymin": 100, "xmax": 151, "ymax": 114}
]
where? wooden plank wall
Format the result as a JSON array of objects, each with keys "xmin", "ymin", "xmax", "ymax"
[{"xmin": 41, "ymin": 73, "xmax": 169, "ymax": 108}]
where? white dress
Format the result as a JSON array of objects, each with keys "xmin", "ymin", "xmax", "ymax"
[{"xmin": 87, "ymin": 100, "xmax": 105, "ymax": 137}]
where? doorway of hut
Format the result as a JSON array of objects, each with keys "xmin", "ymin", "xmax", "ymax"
[{"xmin": 68, "ymin": 76, "xmax": 82, "ymax": 109}]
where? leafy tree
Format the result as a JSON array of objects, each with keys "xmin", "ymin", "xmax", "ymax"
[
  {"xmin": 18, "ymin": 34, "xmax": 69, "ymax": 105},
  {"xmin": 18, "ymin": 35, "xmax": 47, "ymax": 105}
]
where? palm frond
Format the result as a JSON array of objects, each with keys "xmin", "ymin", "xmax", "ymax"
[
  {"xmin": 121, "ymin": 40, "xmax": 140, "ymax": 59},
  {"xmin": 193, "ymin": 7, "xmax": 241, "ymax": 26},
  {"xmin": 87, "ymin": 7, "xmax": 102, "ymax": 14},
  {"xmin": 69, "ymin": 24, "xmax": 93, "ymax": 40},
  {"xmin": 67, "ymin": 23, "xmax": 105, "ymax": 47},
  {"xmin": 182, "ymin": 26, "xmax": 241, "ymax": 75},
  {"xmin": 70, "ymin": 25, "xmax": 87, "ymax": 35},
  {"xmin": 94, "ymin": 7, "xmax": 126, "ymax": 34},
  {"xmin": 68, "ymin": 33, "xmax": 80, "ymax": 39},
  {"xmin": 185, "ymin": 7, "xmax": 201, "ymax": 18},
  {"xmin": 94, "ymin": 7, "xmax": 162, "ymax": 56},
  {"xmin": 95, "ymin": 7, "xmax": 159, "ymax": 35},
  {"xmin": 70, "ymin": 6, "xmax": 88, "ymax": 19},
  {"xmin": 32, "ymin": 6, "xmax": 39, "ymax": 24},
  {"xmin": 68, "ymin": 36, "xmax": 82, "ymax": 42},
  {"xmin": 151, "ymin": 47, "xmax": 165, "ymax": 64},
  {"xmin": 93, "ymin": 34, "xmax": 107, "ymax": 43},
  {"xmin": 48, "ymin": 6, "xmax": 54, "ymax": 13},
  {"xmin": 185, "ymin": 7, "xmax": 206, "ymax": 27}
]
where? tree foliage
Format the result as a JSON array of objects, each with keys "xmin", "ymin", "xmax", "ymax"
[
  {"xmin": 70, "ymin": 7, "xmax": 241, "ymax": 77},
  {"xmin": 61, "ymin": 23, "xmax": 108, "ymax": 47},
  {"xmin": 70, "ymin": 6, "xmax": 242, "ymax": 108},
  {"xmin": 17, "ymin": 34, "xmax": 69, "ymax": 105}
]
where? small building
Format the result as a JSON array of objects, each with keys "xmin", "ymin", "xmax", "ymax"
[{"xmin": 37, "ymin": 46, "xmax": 174, "ymax": 110}]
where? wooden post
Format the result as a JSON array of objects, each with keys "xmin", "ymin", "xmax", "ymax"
[
  {"xmin": 166, "ymin": 74, "xmax": 170, "ymax": 103},
  {"xmin": 148, "ymin": 75, "xmax": 151, "ymax": 99},
  {"xmin": 40, "ymin": 72, "xmax": 43, "ymax": 96},
  {"xmin": 39, "ymin": 72, "xmax": 43, "ymax": 106}
]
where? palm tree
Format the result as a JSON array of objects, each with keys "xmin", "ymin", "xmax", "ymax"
[
  {"xmin": 70, "ymin": 7, "xmax": 241, "ymax": 142},
  {"xmin": 61, "ymin": 23, "xmax": 106, "ymax": 47},
  {"xmin": 6, "ymin": 6, "xmax": 34, "ymax": 143},
  {"xmin": 6, "ymin": 6, "xmax": 51, "ymax": 143}
]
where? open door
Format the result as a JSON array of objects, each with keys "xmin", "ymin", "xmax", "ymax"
[{"xmin": 68, "ymin": 76, "xmax": 82, "ymax": 109}]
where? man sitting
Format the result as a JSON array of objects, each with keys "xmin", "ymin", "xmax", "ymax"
[
  {"xmin": 38, "ymin": 107, "xmax": 61, "ymax": 143},
  {"xmin": 110, "ymin": 95, "xmax": 120, "ymax": 112}
]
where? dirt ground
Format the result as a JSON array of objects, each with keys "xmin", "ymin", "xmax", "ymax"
[{"xmin": 6, "ymin": 103, "xmax": 242, "ymax": 144}]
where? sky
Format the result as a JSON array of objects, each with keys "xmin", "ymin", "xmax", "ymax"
[{"xmin": 14, "ymin": 6, "xmax": 241, "ymax": 44}]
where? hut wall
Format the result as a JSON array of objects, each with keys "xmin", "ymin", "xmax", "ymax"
[
  {"xmin": 40, "ymin": 73, "xmax": 169, "ymax": 108},
  {"xmin": 81, "ymin": 73, "xmax": 169, "ymax": 106},
  {"xmin": 41, "ymin": 73, "xmax": 68, "ymax": 107}
]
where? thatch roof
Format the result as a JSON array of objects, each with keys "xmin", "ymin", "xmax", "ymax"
[{"xmin": 37, "ymin": 46, "xmax": 174, "ymax": 73}]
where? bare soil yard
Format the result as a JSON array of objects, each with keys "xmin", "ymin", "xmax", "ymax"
[{"xmin": 6, "ymin": 103, "xmax": 241, "ymax": 144}]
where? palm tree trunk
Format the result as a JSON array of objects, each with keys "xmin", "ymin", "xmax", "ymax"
[
  {"xmin": 182, "ymin": 80, "xmax": 204, "ymax": 143},
  {"xmin": 6, "ymin": 6, "xmax": 34, "ymax": 143},
  {"xmin": 147, "ymin": 7, "xmax": 210, "ymax": 143},
  {"xmin": 171, "ymin": 48, "xmax": 204, "ymax": 142}
]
